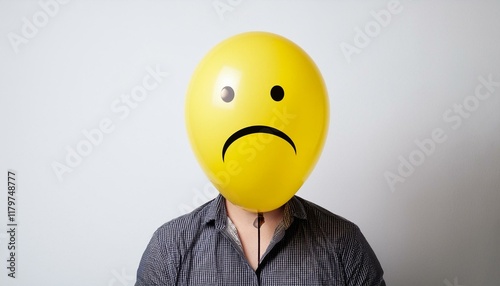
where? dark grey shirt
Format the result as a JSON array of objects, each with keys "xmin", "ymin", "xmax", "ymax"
[{"xmin": 136, "ymin": 195, "xmax": 385, "ymax": 285}]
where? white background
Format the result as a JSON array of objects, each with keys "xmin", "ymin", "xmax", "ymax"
[{"xmin": 1, "ymin": 0, "xmax": 499, "ymax": 285}]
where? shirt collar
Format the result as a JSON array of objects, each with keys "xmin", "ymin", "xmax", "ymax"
[
  {"xmin": 287, "ymin": 195, "xmax": 308, "ymax": 221},
  {"xmin": 204, "ymin": 194, "xmax": 227, "ymax": 229}
]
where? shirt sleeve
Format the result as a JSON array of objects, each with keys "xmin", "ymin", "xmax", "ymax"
[
  {"xmin": 341, "ymin": 226, "xmax": 386, "ymax": 286},
  {"xmin": 135, "ymin": 228, "xmax": 178, "ymax": 286}
]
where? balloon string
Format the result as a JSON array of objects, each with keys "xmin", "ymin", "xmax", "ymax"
[
  {"xmin": 258, "ymin": 214, "xmax": 261, "ymax": 268},
  {"xmin": 255, "ymin": 212, "xmax": 264, "ymax": 269}
]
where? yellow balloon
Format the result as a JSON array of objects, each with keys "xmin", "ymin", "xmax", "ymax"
[{"xmin": 185, "ymin": 32, "xmax": 329, "ymax": 212}]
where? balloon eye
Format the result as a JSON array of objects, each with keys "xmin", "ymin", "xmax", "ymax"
[
  {"xmin": 270, "ymin": 85, "xmax": 284, "ymax": 101},
  {"xmin": 221, "ymin": 86, "xmax": 234, "ymax": 103}
]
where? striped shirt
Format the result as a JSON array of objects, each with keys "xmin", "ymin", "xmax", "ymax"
[{"xmin": 136, "ymin": 195, "xmax": 385, "ymax": 285}]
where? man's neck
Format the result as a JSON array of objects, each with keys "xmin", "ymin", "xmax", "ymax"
[
  {"xmin": 225, "ymin": 200, "xmax": 284, "ymax": 227},
  {"xmin": 224, "ymin": 199, "xmax": 284, "ymax": 270}
]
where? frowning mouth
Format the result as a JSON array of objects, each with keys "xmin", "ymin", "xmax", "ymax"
[{"xmin": 222, "ymin": 125, "xmax": 296, "ymax": 162}]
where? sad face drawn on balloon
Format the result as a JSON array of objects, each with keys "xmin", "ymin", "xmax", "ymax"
[
  {"xmin": 185, "ymin": 32, "xmax": 329, "ymax": 212},
  {"xmin": 221, "ymin": 84, "xmax": 296, "ymax": 163}
]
